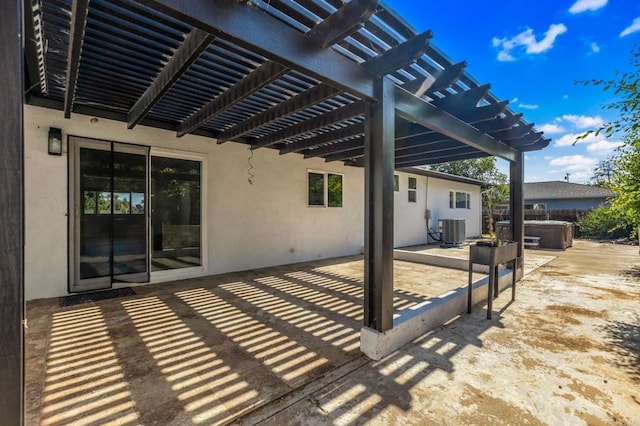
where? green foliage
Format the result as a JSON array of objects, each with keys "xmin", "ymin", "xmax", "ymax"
[
  {"xmin": 576, "ymin": 45, "xmax": 640, "ymax": 143},
  {"xmin": 578, "ymin": 46, "xmax": 640, "ymax": 239},
  {"xmin": 430, "ymin": 157, "xmax": 509, "ymax": 208},
  {"xmin": 430, "ymin": 157, "xmax": 507, "ymax": 184},
  {"xmin": 577, "ymin": 204, "xmax": 634, "ymax": 239},
  {"xmin": 608, "ymin": 138, "xmax": 640, "ymax": 236}
]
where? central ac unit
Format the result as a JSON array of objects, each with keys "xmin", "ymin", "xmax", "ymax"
[{"xmin": 438, "ymin": 219, "xmax": 466, "ymax": 244}]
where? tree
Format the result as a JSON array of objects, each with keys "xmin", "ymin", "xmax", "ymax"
[
  {"xmin": 578, "ymin": 46, "xmax": 640, "ymax": 240},
  {"xmin": 576, "ymin": 46, "xmax": 640, "ymax": 143},
  {"xmin": 431, "ymin": 157, "xmax": 508, "ymax": 234},
  {"xmin": 591, "ymin": 157, "xmax": 616, "ymax": 185}
]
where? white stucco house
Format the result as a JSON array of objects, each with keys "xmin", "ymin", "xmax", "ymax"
[{"xmin": 25, "ymin": 105, "xmax": 482, "ymax": 300}]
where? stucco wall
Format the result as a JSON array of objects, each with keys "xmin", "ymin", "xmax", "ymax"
[
  {"xmin": 24, "ymin": 106, "xmax": 365, "ymax": 300},
  {"xmin": 24, "ymin": 105, "xmax": 482, "ymax": 299},
  {"xmin": 394, "ymin": 171, "xmax": 482, "ymax": 247}
]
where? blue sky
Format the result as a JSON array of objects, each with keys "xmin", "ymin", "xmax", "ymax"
[{"xmin": 387, "ymin": 0, "xmax": 640, "ymax": 183}]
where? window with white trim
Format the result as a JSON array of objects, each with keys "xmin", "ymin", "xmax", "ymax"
[
  {"xmin": 408, "ymin": 176, "xmax": 417, "ymax": 203},
  {"xmin": 449, "ymin": 190, "xmax": 471, "ymax": 209},
  {"xmin": 308, "ymin": 171, "xmax": 343, "ymax": 207},
  {"xmin": 394, "ymin": 174, "xmax": 399, "ymax": 192}
]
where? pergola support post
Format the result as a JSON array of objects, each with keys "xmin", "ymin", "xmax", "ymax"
[
  {"xmin": 0, "ymin": 0, "xmax": 25, "ymax": 423},
  {"xmin": 510, "ymin": 151, "xmax": 525, "ymax": 279},
  {"xmin": 363, "ymin": 77, "xmax": 395, "ymax": 332}
]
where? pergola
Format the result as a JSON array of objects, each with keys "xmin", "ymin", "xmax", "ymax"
[{"xmin": 1, "ymin": 0, "xmax": 548, "ymax": 422}]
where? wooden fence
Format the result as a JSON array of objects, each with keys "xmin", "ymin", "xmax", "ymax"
[{"xmin": 483, "ymin": 209, "xmax": 590, "ymax": 235}]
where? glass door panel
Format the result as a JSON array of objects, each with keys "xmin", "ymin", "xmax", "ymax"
[
  {"xmin": 112, "ymin": 149, "xmax": 148, "ymax": 282},
  {"xmin": 151, "ymin": 157, "xmax": 201, "ymax": 271},
  {"xmin": 79, "ymin": 147, "xmax": 112, "ymax": 283},
  {"xmin": 70, "ymin": 138, "xmax": 149, "ymax": 292}
]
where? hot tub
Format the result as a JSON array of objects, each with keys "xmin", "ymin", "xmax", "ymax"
[{"xmin": 496, "ymin": 220, "xmax": 574, "ymax": 249}]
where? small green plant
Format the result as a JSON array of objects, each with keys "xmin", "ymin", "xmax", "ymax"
[{"xmin": 577, "ymin": 204, "xmax": 634, "ymax": 239}]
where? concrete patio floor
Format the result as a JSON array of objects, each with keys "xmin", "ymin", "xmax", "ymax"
[{"xmin": 24, "ymin": 241, "xmax": 639, "ymax": 425}]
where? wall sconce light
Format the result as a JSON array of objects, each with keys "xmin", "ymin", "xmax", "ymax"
[{"xmin": 48, "ymin": 127, "xmax": 62, "ymax": 155}]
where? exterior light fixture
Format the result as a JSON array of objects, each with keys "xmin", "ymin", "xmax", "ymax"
[{"xmin": 48, "ymin": 127, "xmax": 62, "ymax": 155}]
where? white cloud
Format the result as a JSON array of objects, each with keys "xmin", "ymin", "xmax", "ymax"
[
  {"xmin": 518, "ymin": 103, "xmax": 539, "ymax": 110},
  {"xmin": 539, "ymin": 123, "xmax": 566, "ymax": 134},
  {"xmin": 511, "ymin": 97, "xmax": 519, "ymax": 103},
  {"xmin": 549, "ymin": 155, "xmax": 598, "ymax": 182},
  {"xmin": 586, "ymin": 140, "xmax": 623, "ymax": 153},
  {"xmin": 620, "ymin": 17, "xmax": 640, "ymax": 37},
  {"xmin": 497, "ymin": 50, "xmax": 516, "ymax": 61},
  {"xmin": 569, "ymin": 0, "xmax": 607, "ymax": 14},
  {"xmin": 561, "ymin": 114, "xmax": 604, "ymax": 128},
  {"xmin": 590, "ymin": 42, "xmax": 600, "ymax": 53},
  {"xmin": 554, "ymin": 131, "xmax": 604, "ymax": 147},
  {"xmin": 554, "ymin": 133, "xmax": 585, "ymax": 147},
  {"xmin": 493, "ymin": 24, "xmax": 567, "ymax": 61}
]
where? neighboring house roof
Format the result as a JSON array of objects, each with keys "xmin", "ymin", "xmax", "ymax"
[
  {"xmin": 398, "ymin": 167, "xmax": 485, "ymax": 187},
  {"xmin": 524, "ymin": 181, "xmax": 616, "ymax": 200}
]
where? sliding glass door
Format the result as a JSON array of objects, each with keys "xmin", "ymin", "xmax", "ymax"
[
  {"xmin": 69, "ymin": 138, "xmax": 204, "ymax": 292},
  {"xmin": 70, "ymin": 138, "xmax": 149, "ymax": 292}
]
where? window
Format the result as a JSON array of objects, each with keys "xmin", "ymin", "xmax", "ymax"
[
  {"xmin": 393, "ymin": 175, "xmax": 399, "ymax": 192},
  {"xmin": 308, "ymin": 171, "xmax": 343, "ymax": 207},
  {"xmin": 408, "ymin": 176, "xmax": 417, "ymax": 203},
  {"xmin": 449, "ymin": 190, "xmax": 471, "ymax": 209}
]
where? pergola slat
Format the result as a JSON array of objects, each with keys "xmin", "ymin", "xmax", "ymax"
[
  {"xmin": 218, "ymin": 83, "xmax": 340, "ymax": 143},
  {"xmin": 508, "ymin": 132, "xmax": 544, "ymax": 147},
  {"xmin": 280, "ymin": 121, "xmax": 364, "ymax": 154},
  {"xmin": 140, "ymin": 0, "xmax": 379, "ymax": 100},
  {"xmin": 518, "ymin": 138, "xmax": 550, "ymax": 151},
  {"xmin": 304, "ymin": 136, "xmax": 364, "ymax": 158},
  {"xmin": 430, "ymin": 84, "xmax": 490, "ymax": 110},
  {"xmin": 489, "ymin": 123, "xmax": 534, "ymax": 141},
  {"xmin": 362, "ymin": 30, "xmax": 433, "ymax": 75},
  {"xmin": 401, "ymin": 61, "xmax": 466, "ymax": 96},
  {"xmin": 473, "ymin": 113, "xmax": 523, "ymax": 133},
  {"xmin": 177, "ymin": 60, "xmax": 289, "ymax": 137},
  {"xmin": 251, "ymin": 100, "xmax": 365, "ymax": 149},
  {"xmin": 395, "ymin": 151, "xmax": 491, "ymax": 168},
  {"xmin": 63, "ymin": 0, "xmax": 90, "ymax": 118},
  {"xmin": 306, "ymin": 0, "xmax": 378, "ymax": 48},
  {"xmin": 128, "ymin": 29, "xmax": 214, "ymax": 129},
  {"xmin": 325, "ymin": 145, "xmax": 365, "ymax": 162}
]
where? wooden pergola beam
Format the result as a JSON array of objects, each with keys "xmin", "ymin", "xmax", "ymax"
[
  {"xmin": 363, "ymin": 30, "xmax": 433, "ymax": 75},
  {"xmin": 178, "ymin": 60, "xmax": 289, "ymax": 137},
  {"xmin": 279, "ymin": 122, "xmax": 364, "ymax": 154},
  {"xmin": 518, "ymin": 138, "xmax": 550, "ymax": 152},
  {"xmin": 509, "ymin": 132, "xmax": 544, "ymax": 147},
  {"xmin": 489, "ymin": 123, "xmax": 534, "ymax": 141},
  {"xmin": 304, "ymin": 136, "xmax": 364, "ymax": 159},
  {"xmin": 128, "ymin": 29, "xmax": 214, "ymax": 129},
  {"xmin": 306, "ymin": 0, "xmax": 378, "ymax": 48},
  {"xmin": 395, "ymin": 87, "xmax": 518, "ymax": 162},
  {"xmin": 140, "ymin": 0, "xmax": 379, "ymax": 100},
  {"xmin": 218, "ymin": 83, "xmax": 340, "ymax": 144},
  {"xmin": 473, "ymin": 113, "xmax": 523, "ymax": 133},
  {"xmin": 401, "ymin": 61, "xmax": 466, "ymax": 96},
  {"xmin": 251, "ymin": 101, "xmax": 365, "ymax": 149},
  {"xmin": 0, "ymin": 0, "xmax": 24, "ymax": 422},
  {"xmin": 63, "ymin": 0, "xmax": 90, "ymax": 118}
]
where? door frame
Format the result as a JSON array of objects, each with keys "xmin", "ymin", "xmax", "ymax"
[
  {"xmin": 68, "ymin": 138, "xmax": 208, "ymax": 292},
  {"xmin": 68, "ymin": 136, "xmax": 150, "ymax": 292}
]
